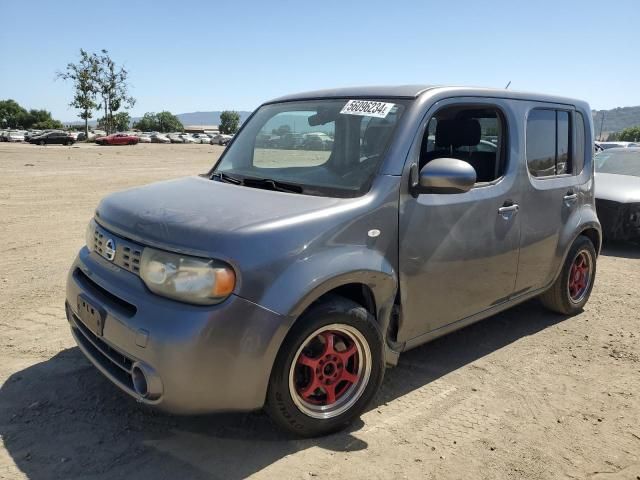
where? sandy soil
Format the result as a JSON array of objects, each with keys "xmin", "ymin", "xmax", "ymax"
[{"xmin": 0, "ymin": 142, "xmax": 639, "ymax": 480}]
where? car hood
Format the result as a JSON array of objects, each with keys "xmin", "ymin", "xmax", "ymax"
[
  {"xmin": 595, "ymin": 173, "xmax": 640, "ymax": 203},
  {"xmin": 94, "ymin": 176, "xmax": 366, "ymax": 259}
]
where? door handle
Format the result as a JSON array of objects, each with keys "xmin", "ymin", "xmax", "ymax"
[{"xmin": 498, "ymin": 203, "xmax": 519, "ymax": 216}]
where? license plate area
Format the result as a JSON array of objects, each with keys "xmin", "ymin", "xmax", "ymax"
[{"xmin": 77, "ymin": 294, "xmax": 106, "ymax": 337}]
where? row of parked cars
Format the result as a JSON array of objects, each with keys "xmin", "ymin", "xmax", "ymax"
[
  {"xmin": 0, "ymin": 129, "xmax": 77, "ymax": 145},
  {"xmin": 0, "ymin": 129, "xmax": 233, "ymax": 146}
]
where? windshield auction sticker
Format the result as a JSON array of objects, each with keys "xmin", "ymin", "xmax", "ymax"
[{"xmin": 340, "ymin": 100, "xmax": 395, "ymax": 118}]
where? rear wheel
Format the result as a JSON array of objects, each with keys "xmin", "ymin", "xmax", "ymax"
[
  {"xmin": 540, "ymin": 235, "xmax": 596, "ymax": 315},
  {"xmin": 39, "ymin": 140, "xmax": 45, "ymax": 146},
  {"xmin": 266, "ymin": 296, "xmax": 384, "ymax": 437}
]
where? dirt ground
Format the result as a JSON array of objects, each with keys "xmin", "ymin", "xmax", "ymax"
[{"xmin": 0, "ymin": 142, "xmax": 639, "ymax": 480}]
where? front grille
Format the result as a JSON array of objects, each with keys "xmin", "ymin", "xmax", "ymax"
[
  {"xmin": 91, "ymin": 223, "xmax": 143, "ymax": 275},
  {"xmin": 69, "ymin": 307, "xmax": 136, "ymax": 392},
  {"xmin": 73, "ymin": 269, "xmax": 137, "ymax": 317}
]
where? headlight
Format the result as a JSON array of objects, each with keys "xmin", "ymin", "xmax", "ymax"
[
  {"xmin": 140, "ymin": 247, "xmax": 236, "ymax": 305},
  {"xmin": 85, "ymin": 220, "xmax": 95, "ymax": 252}
]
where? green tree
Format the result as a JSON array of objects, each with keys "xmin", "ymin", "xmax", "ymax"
[
  {"xmin": 113, "ymin": 111, "xmax": 131, "ymax": 131},
  {"xmin": 32, "ymin": 119, "xmax": 64, "ymax": 129},
  {"xmin": 617, "ymin": 126, "xmax": 640, "ymax": 142},
  {"xmin": 95, "ymin": 49, "xmax": 135, "ymax": 134},
  {"xmin": 57, "ymin": 49, "xmax": 99, "ymax": 138},
  {"xmin": 156, "ymin": 111, "xmax": 183, "ymax": 132},
  {"xmin": 132, "ymin": 111, "xmax": 183, "ymax": 132},
  {"xmin": 0, "ymin": 99, "xmax": 28, "ymax": 128},
  {"xmin": 0, "ymin": 100, "xmax": 63, "ymax": 129},
  {"xmin": 219, "ymin": 110, "xmax": 240, "ymax": 134}
]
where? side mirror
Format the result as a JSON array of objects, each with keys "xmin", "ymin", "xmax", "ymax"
[{"xmin": 412, "ymin": 158, "xmax": 477, "ymax": 194}]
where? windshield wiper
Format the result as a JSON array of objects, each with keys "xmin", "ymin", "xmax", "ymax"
[
  {"xmin": 242, "ymin": 177, "xmax": 304, "ymax": 194},
  {"xmin": 211, "ymin": 171, "xmax": 242, "ymax": 185}
]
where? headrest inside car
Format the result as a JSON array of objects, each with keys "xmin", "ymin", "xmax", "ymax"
[
  {"xmin": 435, "ymin": 119, "xmax": 458, "ymax": 148},
  {"xmin": 434, "ymin": 118, "xmax": 481, "ymax": 148},
  {"xmin": 456, "ymin": 119, "xmax": 481, "ymax": 147}
]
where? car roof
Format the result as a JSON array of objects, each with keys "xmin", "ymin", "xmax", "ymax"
[{"xmin": 266, "ymin": 84, "xmax": 585, "ymax": 107}]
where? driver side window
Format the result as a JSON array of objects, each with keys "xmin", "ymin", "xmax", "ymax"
[{"xmin": 419, "ymin": 105, "xmax": 507, "ymax": 183}]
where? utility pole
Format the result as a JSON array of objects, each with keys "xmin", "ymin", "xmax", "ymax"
[{"xmin": 598, "ymin": 111, "xmax": 606, "ymax": 141}]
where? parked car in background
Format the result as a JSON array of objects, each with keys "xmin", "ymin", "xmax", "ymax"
[
  {"xmin": 209, "ymin": 133, "xmax": 233, "ymax": 145},
  {"xmin": 29, "ymin": 131, "xmax": 75, "ymax": 145},
  {"xmin": 167, "ymin": 133, "xmax": 185, "ymax": 143},
  {"xmin": 5, "ymin": 130, "xmax": 25, "ymax": 142},
  {"xmin": 180, "ymin": 133, "xmax": 198, "ymax": 144},
  {"xmin": 137, "ymin": 134, "xmax": 152, "ymax": 143},
  {"xmin": 67, "ymin": 86, "xmax": 601, "ymax": 437},
  {"xmin": 192, "ymin": 133, "xmax": 211, "ymax": 144},
  {"xmin": 595, "ymin": 147, "xmax": 640, "ymax": 241},
  {"xmin": 24, "ymin": 130, "xmax": 44, "ymax": 141},
  {"xmin": 595, "ymin": 141, "xmax": 640, "ymax": 150},
  {"xmin": 151, "ymin": 133, "xmax": 171, "ymax": 144},
  {"xmin": 96, "ymin": 133, "xmax": 140, "ymax": 146}
]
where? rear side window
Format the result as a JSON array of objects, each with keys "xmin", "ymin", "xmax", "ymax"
[{"xmin": 526, "ymin": 109, "xmax": 572, "ymax": 177}]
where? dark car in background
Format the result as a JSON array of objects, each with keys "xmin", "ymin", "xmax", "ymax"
[
  {"xmin": 595, "ymin": 147, "xmax": 640, "ymax": 241},
  {"xmin": 29, "ymin": 131, "xmax": 75, "ymax": 145}
]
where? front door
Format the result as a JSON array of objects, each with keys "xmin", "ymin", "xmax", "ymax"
[{"xmin": 397, "ymin": 99, "xmax": 521, "ymax": 342}]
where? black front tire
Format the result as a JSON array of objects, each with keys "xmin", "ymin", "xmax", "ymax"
[
  {"xmin": 266, "ymin": 296, "xmax": 384, "ymax": 437},
  {"xmin": 540, "ymin": 235, "xmax": 597, "ymax": 315}
]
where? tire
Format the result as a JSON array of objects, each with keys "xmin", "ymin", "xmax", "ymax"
[
  {"xmin": 39, "ymin": 140, "xmax": 45, "ymax": 146},
  {"xmin": 266, "ymin": 296, "xmax": 384, "ymax": 437},
  {"xmin": 540, "ymin": 235, "xmax": 597, "ymax": 315}
]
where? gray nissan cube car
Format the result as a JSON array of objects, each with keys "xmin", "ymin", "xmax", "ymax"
[{"xmin": 66, "ymin": 85, "xmax": 601, "ymax": 436}]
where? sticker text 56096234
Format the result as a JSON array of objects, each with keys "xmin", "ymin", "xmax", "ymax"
[{"xmin": 340, "ymin": 100, "xmax": 395, "ymax": 118}]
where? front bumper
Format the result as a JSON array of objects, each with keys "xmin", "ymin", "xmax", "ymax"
[
  {"xmin": 66, "ymin": 247, "xmax": 289, "ymax": 414},
  {"xmin": 596, "ymin": 200, "xmax": 640, "ymax": 241}
]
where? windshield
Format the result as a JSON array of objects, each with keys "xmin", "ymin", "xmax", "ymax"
[
  {"xmin": 212, "ymin": 99, "xmax": 408, "ymax": 197},
  {"xmin": 595, "ymin": 149, "xmax": 640, "ymax": 177}
]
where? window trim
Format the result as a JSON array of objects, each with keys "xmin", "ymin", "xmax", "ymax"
[{"xmin": 525, "ymin": 107, "xmax": 575, "ymax": 180}]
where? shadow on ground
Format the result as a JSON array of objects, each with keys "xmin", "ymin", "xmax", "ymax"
[
  {"xmin": 601, "ymin": 240, "xmax": 640, "ymax": 259},
  {"xmin": 0, "ymin": 298, "xmax": 571, "ymax": 480}
]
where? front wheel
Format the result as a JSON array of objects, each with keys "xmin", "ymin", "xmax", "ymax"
[
  {"xmin": 266, "ymin": 296, "xmax": 384, "ymax": 437},
  {"xmin": 540, "ymin": 235, "xmax": 597, "ymax": 315}
]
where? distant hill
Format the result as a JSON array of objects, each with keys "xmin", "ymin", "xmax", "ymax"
[{"xmin": 592, "ymin": 106, "xmax": 640, "ymax": 137}]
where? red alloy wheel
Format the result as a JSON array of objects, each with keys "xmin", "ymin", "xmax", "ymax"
[
  {"xmin": 295, "ymin": 330, "xmax": 359, "ymax": 405},
  {"xmin": 289, "ymin": 324, "xmax": 371, "ymax": 419},
  {"xmin": 568, "ymin": 251, "xmax": 591, "ymax": 302}
]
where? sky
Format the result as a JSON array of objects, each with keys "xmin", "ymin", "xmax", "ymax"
[{"xmin": 1, "ymin": 0, "xmax": 638, "ymax": 122}]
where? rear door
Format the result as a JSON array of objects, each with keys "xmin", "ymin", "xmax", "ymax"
[{"xmin": 515, "ymin": 104, "xmax": 582, "ymax": 293}]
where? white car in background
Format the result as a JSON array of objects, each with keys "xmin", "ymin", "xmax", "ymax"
[
  {"xmin": 167, "ymin": 133, "xmax": 185, "ymax": 143},
  {"xmin": 137, "ymin": 134, "xmax": 152, "ymax": 143},
  {"xmin": 209, "ymin": 133, "xmax": 233, "ymax": 145},
  {"xmin": 192, "ymin": 133, "xmax": 211, "ymax": 144},
  {"xmin": 595, "ymin": 141, "xmax": 640, "ymax": 150},
  {"xmin": 6, "ymin": 130, "xmax": 25, "ymax": 142},
  {"xmin": 151, "ymin": 133, "xmax": 171, "ymax": 144},
  {"xmin": 180, "ymin": 133, "xmax": 198, "ymax": 144}
]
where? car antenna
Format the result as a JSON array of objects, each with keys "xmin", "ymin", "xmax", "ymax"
[{"xmin": 505, "ymin": 81, "xmax": 511, "ymax": 90}]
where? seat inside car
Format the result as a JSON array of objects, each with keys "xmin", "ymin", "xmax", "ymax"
[{"xmin": 419, "ymin": 113, "xmax": 501, "ymax": 183}]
